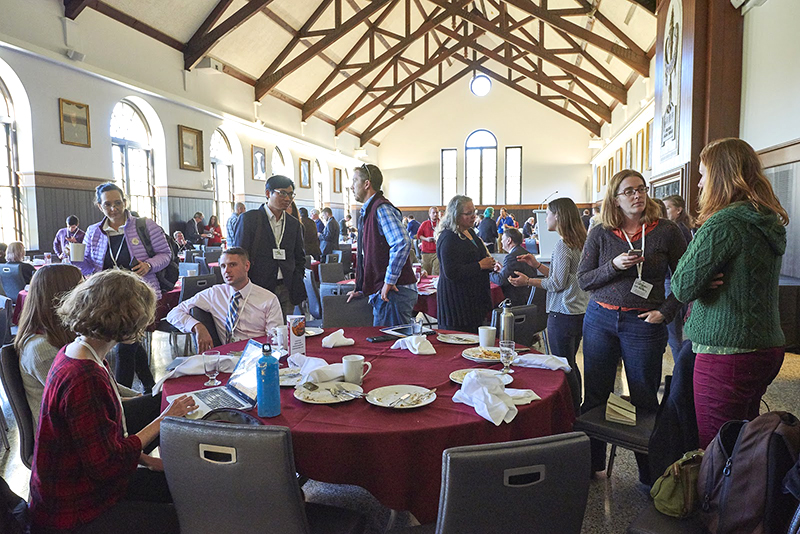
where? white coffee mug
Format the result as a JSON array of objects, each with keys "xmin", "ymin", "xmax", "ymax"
[
  {"xmin": 274, "ymin": 325, "xmax": 289, "ymax": 350},
  {"xmin": 478, "ymin": 326, "xmax": 496, "ymax": 347},
  {"xmin": 69, "ymin": 242, "xmax": 86, "ymax": 262},
  {"xmin": 343, "ymin": 355, "xmax": 372, "ymax": 385}
]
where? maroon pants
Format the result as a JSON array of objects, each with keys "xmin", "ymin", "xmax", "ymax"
[{"xmin": 694, "ymin": 347, "xmax": 784, "ymax": 448}]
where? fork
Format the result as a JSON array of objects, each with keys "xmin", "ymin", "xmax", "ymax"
[{"xmin": 334, "ymin": 383, "xmax": 363, "ymax": 398}]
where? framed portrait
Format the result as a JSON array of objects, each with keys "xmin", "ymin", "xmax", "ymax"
[
  {"xmin": 616, "ymin": 147, "xmax": 623, "ymax": 172},
  {"xmin": 59, "ymin": 98, "xmax": 91, "ymax": 148},
  {"xmin": 595, "ymin": 166, "xmax": 600, "ymax": 193},
  {"xmin": 636, "ymin": 129, "xmax": 645, "ymax": 172},
  {"xmin": 252, "ymin": 145, "xmax": 266, "ymax": 181},
  {"xmin": 602, "ymin": 165, "xmax": 607, "ymax": 186},
  {"xmin": 178, "ymin": 125, "xmax": 203, "ymax": 171},
  {"xmin": 608, "ymin": 156, "xmax": 615, "ymax": 181},
  {"xmin": 625, "ymin": 139, "xmax": 633, "ymax": 169},
  {"xmin": 646, "ymin": 119, "xmax": 654, "ymax": 171},
  {"xmin": 333, "ymin": 168, "xmax": 342, "ymax": 193},
  {"xmin": 299, "ymin": 158, "xmax": 311, "ymax": 188}
]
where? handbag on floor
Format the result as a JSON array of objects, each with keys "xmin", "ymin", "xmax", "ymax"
[{"xmin": 651, "ymin": 449, "xmax": 704, "ymax": 518}]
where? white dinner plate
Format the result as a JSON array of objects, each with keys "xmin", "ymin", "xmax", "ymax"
[
  {"xmin": 305, "ymin": 327, "xmax": 325, "ymax": 337},
  {"xmin": 279, "ymin": 367, "xmax": 302, "ymax": 387},
  {"xmin": 449, "ymin": 368, "xmax": 513, "ymax": 385},
  {"xmin": 461, "ymin": 347, "xmax": 503, "ymax": 363},
  {"xmin": 366, "ymin": 385, "xmax": 436, "ymax": 409},
  {"xmin": 437, "ymin": 333, "xmax": 479, "ymax": 345},
  {"xmin": 293, "ymin": 381, "xmax": 363, "ymax": 404}
]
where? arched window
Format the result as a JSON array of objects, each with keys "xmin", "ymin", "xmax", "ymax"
[
  {"xmin": 0, "ymin": 78, "xmax": 20, "ymax": 243},
  {"xmin": 210, "ymin": 129, "xmax": 234, "ymax": 231},
  {"xmin": 271, "ymin": 147, "xmax": 288, "ymax": 177},
  {"xmin": 110, "ymin": 100, "xmax": 156, "ymax": 220},
  {"xmin": 465, "ymin": 129, "xmax": 497, "ymax": 205}
]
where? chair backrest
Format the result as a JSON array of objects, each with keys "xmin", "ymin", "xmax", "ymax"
[
  {"xmin": 319, "ymin": 282, "xmax": 347, "ymax": 301},
  {"xmin": 211, "ymin": 265, "xmax": 223, "ymax": 285},
  {"xmin": 318, "ymin": 262, "xmax": 345, "ymax": 283},
  {"xmin": 179, "ymin": 274, "xmax": 217, "ymax": 303},
  {"xmin": 523, "ymin": 238, "xmax": 539, "ymax": 254},
  {"xmin": 179, "ymin": 262, "xmax": 201, "ymax": 277},
  {"xmin": 335, "ymin": 248, "xmax": 352, "ymax": 275},
  {"xmin": 0, "ymin": 344, "xmax": 34, "ymax": 468},
  {"xmin": 161, "ymin": 418, "xmax": 311, "ymax": 534},
  {"xmin": 490, "ymin": 303, "xmax": 545, "ymax": 348},
  {"xmin": 303, "ymin": 269, "xmax": 321, "ymax": 320},
  {"xmin": 0, "ymin": 297, "xmax": 12, "ymax": 345},
  {"xmin": 325, "ymin": 253, "xmax": 340, "ymax": 264},
  {"xmin": 0, "ymin": 265, "xmax": 26, "ymax": 306},
  {"xmin": 190, "ymin": 307, "xmax": 222, "ymax": 348},
  {"xmin": 184, "ymin": 249, "xmax": 196, "ymax": 263},
  {"xmin": 322, "ymin": 295, "xmax": 374, "ymax": 328},
  {"xmin": 435, "ymin": 432, "xmax": 590, "ymax": 534},
  {"xmin": 202, "ymin": 249, "xmax": 222, "ymax": 265}
]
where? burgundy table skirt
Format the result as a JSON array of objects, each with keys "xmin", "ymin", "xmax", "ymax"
[{"xmin": 162, "ymin": 327, "xmax": 574, "ymax": 522}]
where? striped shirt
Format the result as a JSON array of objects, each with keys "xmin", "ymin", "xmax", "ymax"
[{"xmin": 540, "ymin": 238, "xmax": 589, "ymax": 315}]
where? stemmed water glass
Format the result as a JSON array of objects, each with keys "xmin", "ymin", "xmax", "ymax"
[
  {"xmin": 203, "ymin": 350, "xmax": 221, "ymax": 386},
  {"xmin": 499, "ymin": 340, "xmax": 516, "ymax": 374}
]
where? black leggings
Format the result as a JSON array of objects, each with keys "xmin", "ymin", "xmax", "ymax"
[{"xmin": 115, "ymin": 342, "xmax": 155, "ymax": 391}]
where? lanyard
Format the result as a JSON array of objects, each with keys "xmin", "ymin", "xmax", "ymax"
[
  {"xmin": 265, "ymin": 206, "xmax": 286, "ymax": 247},
  {"xmin": 623, "ymin": 224, "xmax": 645, "ymax": 280},
  {"xmin": 109, "ymin": 236, "xmax": 127, "ymax": 269},
  {"xmin": 74, "ymin": 337, "xmax": 128, "ymax": 437}
]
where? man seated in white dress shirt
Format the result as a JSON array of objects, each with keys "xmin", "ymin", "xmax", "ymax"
[{"xmin": 166, "ymin": 247, "xmax": 283, "ymax": 352}]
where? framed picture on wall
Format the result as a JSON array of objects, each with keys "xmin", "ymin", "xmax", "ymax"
[
  {"xmin": 625, "ymin": 139, "xmax": 633, "ymax": 169},
  {"xmin": 333, "ymin": 168, "xmax": 342, "ymax": 193},
  {"xmin": 608, "ymin": 157, "xmax": 615, "ymax": 181},
  {"xmin": 252, "ymin": 145, "xmax": 266, "ymax": 181},
  {"xmin": 636, "ymin": 129, "xmax": 645, "ymax": 172},
  {"xmin": 178, "ymin": 125, "xmax": 203, "ymax": 171},
  {"xmin": 602, "ymin": 165, "xmax": 607, "ymax": 187},
  {"xmin": 59, "ymin": 98, "xmax": 91, "ymax": 148},
  {"xmin": 646, "ymin": 119, "xmax": 654, "ymax": 171},
  {"xmin": 299, "ymin": 158, "xmax": 311, "ymax": 188},
  {"xmin": 595, "ymin": 166, "xmax": 600, "ymax": 193},
  {"xmin": 616, "ymin": 148, "xmax": 623, "ymax": 172}
]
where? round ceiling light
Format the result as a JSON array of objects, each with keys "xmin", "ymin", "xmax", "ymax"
[{"xmin": 470, "ymin": 74, "xmax": 492, "ymax": 97}]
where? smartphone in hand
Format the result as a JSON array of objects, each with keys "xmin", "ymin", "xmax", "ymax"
[{"xmin": 627, "ymin": 249, "xmax": 643, "ymax": 258}]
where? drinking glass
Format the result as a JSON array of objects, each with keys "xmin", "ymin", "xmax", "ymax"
[
  {"xmin": 203, "ymin": 350, "xmax": 221, "ymax": 386},
  {"xmin": 499, "ymin": 340, "xmax": 515, "ymax": 374}
]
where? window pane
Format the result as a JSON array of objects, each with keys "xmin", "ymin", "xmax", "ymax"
[
  {"xmin": 271, "ymin": 148, "xmax": 286, "ymax": 176},
  {"xmin": 505, "ymin": 147, "xmax": 522, "ymax": 205},
  {"xmin": 465, "ymin": 148, "xmax": 481, "ymax": 202},
  {"xmin": 112, "ymin": 144, "xmax": 125, "ymax": 187},
  {"xmin": 482, "ymin": 148, "xmax": 497, "ymax": 205},
  {"xmin": 0, "ymin": 124, "xmax": 16, "ymax": 243},
  {"xmin": 127, "ymin": 147, "xmax": 154, "ymax": 220},
  {"xmin": 210, "ymin": 130, "xmax": 231, "ymax": 164},
  {"xmin": 441, "ymin": 149, "xmax": 457, "ymax": 205},
  {"xmin": 466, "ymin": 129, "xmax": 497, "ymax": 149},
  {"xmin": 110, "ymin": 102, "xmax": 149, "ymax": 145}
]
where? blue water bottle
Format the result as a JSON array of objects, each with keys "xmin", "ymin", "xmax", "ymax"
[{"xmin": 257, "ymin": 342, "xmax": 281, "ymax": 417}]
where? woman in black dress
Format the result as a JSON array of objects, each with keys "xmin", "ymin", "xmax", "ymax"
[
  {"xmin": 476, "ymin": 207, "xmax": 499, "ymax": 253},
  {"xmin": 436, "ymin": 195, "xmax": 496, "ymax": 333}
]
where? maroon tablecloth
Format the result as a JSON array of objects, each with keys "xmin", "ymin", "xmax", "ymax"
[
  {"xmin": 12, "ymin": 290, "xmax": 27, "ymax": 324},
  {"xmin": 162, "ymin": 327, "xmax": 574, "ymax": 522}
]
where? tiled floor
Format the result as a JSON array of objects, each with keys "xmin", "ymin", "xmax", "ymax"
[{"xmin": 1, "ymin": 333, "xmax": 798, "ymax": 533}]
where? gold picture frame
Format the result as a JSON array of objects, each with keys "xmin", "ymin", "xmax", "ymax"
[
  {"xmin": 636, "ymin": 128, "xmax": 645, "ymax": 172},
  {"xmin": 608, "ymin": 156, "xmax": 615, "ymax": 181},
  {"xmin": 59, "ymin": 98, "xmax": 91, "ymax": 148},
  {"xmin": 646, "ymin": 119, "xmax": 654, "ymax": 171},
  {"xmin": 616, "ymin": 148, "xmax": 623, "ymax": 172},
  {"xmin": 178, "ymin": 125, "xmax": 203, "ymax": 172},
  {"xmin": 602, "ymin": 165, "xmax": 607, "ymax": 187},
  {"xmin": 595, "ymin": 166, "xmax": 601, "ymax": 193},
  {"xmin": 625, "ymin": 139, "xmax": 633, "ymax": 169},
  {"xmin": 299, "ymin": 158, "xmax": 311, "ymax": 189},
  {"xmin": 333, "ymin": 168, "xmax": 342, "ymax": 193},
  {"xmin": 252, "ymin": 145, "xmax": 266, "ymax": 181}
]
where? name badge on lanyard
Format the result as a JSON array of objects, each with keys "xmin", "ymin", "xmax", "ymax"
[
  {"xmin": 625, "ymin": 225, "xmax": 653, "ymax": 299},
  {"xmin": 273, "ymin": 248, "xmax": 286, "ymax": 260}
]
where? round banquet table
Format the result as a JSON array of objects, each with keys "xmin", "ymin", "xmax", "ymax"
[{"xmin": 162, "ymin": 327, "xmax": 574, "ymax": 522}]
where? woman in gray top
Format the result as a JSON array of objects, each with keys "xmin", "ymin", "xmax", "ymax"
[{"xmin": 508, "ymin": 198, "xmax": 589, "ymax": 413}]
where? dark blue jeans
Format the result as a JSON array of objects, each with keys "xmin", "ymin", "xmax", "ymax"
[
  {"xmin": 547, "ymin": 312, "xmax": 584, "ymax": 414},
  {"xmin": 581, "ymin": 301, "xmax": 668, "ymax": 474}
]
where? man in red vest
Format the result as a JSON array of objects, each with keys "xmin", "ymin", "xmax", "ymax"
[{"xmin": 347, "ymin": 164, "xmax": 418, "ymax": 326}]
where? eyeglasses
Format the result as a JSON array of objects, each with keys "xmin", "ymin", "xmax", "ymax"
[
  {"xmin": 270, "ymin": 189, "xmax": 296, "ymax": 199},
  {"xmin": 101, "ymin": 200, "xmax": 124, "ymax": 209},
  {"xmin": 459, "ymin": 211, "xmax": 474, "ymax": 217},
  {"xmin": 616, "ymin": 185, "xmax": 648, "ymax": 197}
]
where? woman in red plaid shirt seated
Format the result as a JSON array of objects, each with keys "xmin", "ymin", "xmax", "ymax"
[{"xmin": 29, "ymin": 270, "xmax": 196, "ymax": 534}]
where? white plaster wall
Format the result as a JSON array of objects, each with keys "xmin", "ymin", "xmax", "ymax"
[
  {"xmin": 740, "ymin": 0, "xmax": 800, "ymax": 150},
  {"xmin": 377, "ymin": 80, "xmax": 592, "ymax": 206}
]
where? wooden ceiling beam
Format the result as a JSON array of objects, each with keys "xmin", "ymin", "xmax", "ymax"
[
  {"xmin": 184, "ymin": 0, "xmax": 276, "ymax": 70},
  {"xmin": 301, "ymin": 0, "xmax": 473, "ymax": 120},
  {"xmin": 428, "ymin": 0, "xmax": 626, "ymax": 102},
  {"xmin": 360, "ymin": 65, "xmax": 475, "ymax": 146},
  {"xmin": 551, "ymin": 26, "xmax": 625, "ymax": 90},
  {"xmin": 64, "ymin": 0, "xmax": 95, "ymax": 20},
  {"xmin": 186, "ymin": 0, "xmax": 233, "ymax": 50},
  {"xmin": 335, "ymin": 59, "xmax": 398, "ymax": 128},
  {"xmin": 92, "ymin": 2, "xmax": 184, "ymax": 51},
  {"xmin": 256, "ymin": 0, "xmax": 396, "ymax": 100},
  {"xmin": 502, "ymin": 0, "xmax": 649, "ymax": 76},
  {"xmin": 574, "ymin": 0, "xmax": 648, "ymax": 58}
]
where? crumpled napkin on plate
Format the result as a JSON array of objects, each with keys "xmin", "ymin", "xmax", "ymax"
[
  {"xmin": 452, "ymin": 372, "xmax": 539, "ymax": 426},
  {"xmin": 513, "ymin": 353, "xmax": 571, "ymax": 372},
  {"xmin": 152, "ymin": 354, "xmax": 240, "ymax": 394},
  {"xmin": 321, "ymin": 329, "xmax": 355, "ymax": 348},
  {"xmin": 288, "ymin": 353, "xmax": 344, "ymax": 386},
  {"xmin": 391, "ymin": 335, "xmax": 436, "ymax": 355}
]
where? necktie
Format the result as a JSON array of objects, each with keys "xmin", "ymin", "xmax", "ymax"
[{"xmin": 225, "ymin": 291, "xmax": 242, "ymax": 343}]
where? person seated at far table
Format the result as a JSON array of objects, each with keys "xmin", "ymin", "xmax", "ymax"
[
  {"xmin": 6, "ymin": 241, "xmax": 35, "ymax": 284},
  {"xmin": 28, "ymin": 269, "xmax": 196, "ymax": 534},
  {"xmin": 173, "ymin": 231, "xmax": 195, "ymax": 253},
  {"xmin": 53, "ymin": 215, "xmax": 86, "ymax": 261},
  {"xmin": 490, "ymin": 228, "xmax": 538, "ymax": 306},
  {"xmin": 166, "ymin": 247, "xmax": 283, "ymax": 353},
  {"xmin": 0, "ymin": 242, "xmax": 7, "ymax": 263}
]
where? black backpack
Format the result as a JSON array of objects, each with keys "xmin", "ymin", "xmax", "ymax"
[{"xmin": 135, "ymin": 217, "xmax": 180, "ymax": 293}]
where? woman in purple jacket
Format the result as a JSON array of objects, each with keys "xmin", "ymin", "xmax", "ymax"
[{"xmin": 73, "ymin": 182, "xmax": 171, "ymax": 391}]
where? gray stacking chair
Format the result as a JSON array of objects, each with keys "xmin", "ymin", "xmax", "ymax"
[
  {"xmin": 160, "ymin": 418, "xmax": 365, "ymax": 534},
  {"xmin": 321, "ymin": 295, "xmax": 374, "ymax": 328},
  {"xmin": 0, "ymin": 264, "xmax": 27, "ymax": 306},
  {"xmin": 318, "ymin": 262, "xmax": 345, "ymax": 283},
  {"xmin": 303, "ymin": 269, "xmax": 322, "ymax": 321}
]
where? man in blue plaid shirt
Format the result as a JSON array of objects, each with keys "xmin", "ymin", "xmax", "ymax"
[{"xmin": 347, "ymin": 164, "xmax": 418, "ymax": 326}]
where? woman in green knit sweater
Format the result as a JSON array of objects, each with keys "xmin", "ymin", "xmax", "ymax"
[{"xmin": 672, "ymin": 138, "xmax": 789, "ymax": 447}]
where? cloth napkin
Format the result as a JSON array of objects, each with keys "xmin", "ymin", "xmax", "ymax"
[
  {"xmin": 152, "ymin": 354, "xmax": 240, "ymax": 394},
  {"xmin": 452, "ymin": 372, "xmax": 538, "ymax": 426},
  {"xmin": 288, "ymin": 353, "xmax": 344, "ymax": 386},
  {"xmin": 321, "ymin": 329, "xmax": 355, "ymax": 348},
  {"xmin": 391, "ymin": 335, "xmax": 436, "ymax": 355},
  {"xmin": 513, "ymin": 353, "xmax": 572, "ymax": 372}
]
